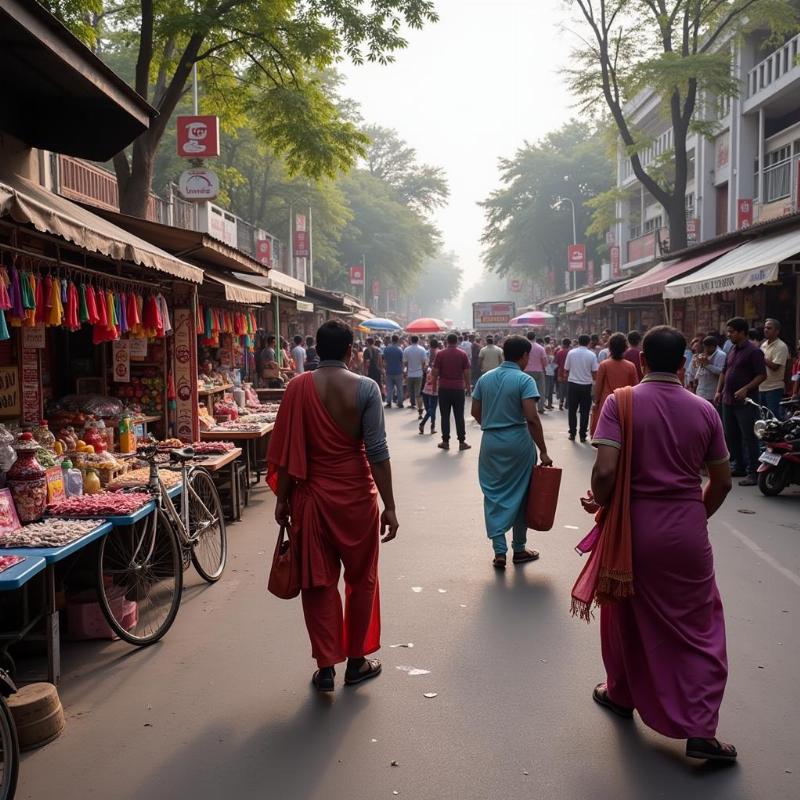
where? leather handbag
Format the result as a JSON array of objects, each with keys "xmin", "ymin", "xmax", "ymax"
[
  {"xmin": 268, "ymin": 524, "xmax": 300, "ymax": 599},
  {"xmin": 526, "ymin": 465, "xmax": 562, "ymax": 531}
]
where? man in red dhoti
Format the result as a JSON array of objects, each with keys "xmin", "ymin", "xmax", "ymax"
[{"xmin": 268, "ymin": 320, "xmax": 399, "ymax": 692}]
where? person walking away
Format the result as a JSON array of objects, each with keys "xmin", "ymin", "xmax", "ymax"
[
  {"xmin": 478, "ymin": 336, "xmax": 504, "ymax": 374},
  {"xmin": 623, "ymin": 330, "xmax": 643, "ymax": 381},
  {"xmin": 432, "ymin": 333, "xmax": 472, "ymax": 451},
  {"xmin": 583, "ymin": 326, "xmax": 735, "ymax": 762},
  {"xmin": 590, "ymin": 332, "xmax": 638, "ymax": 437},
  {"xmin": 759, "ymin": 318, "xmax": 788, "ymax": 419},
  {"xmin": 525, "ymin": 332, "xmax": 548, "ymax": 414},
  {"xmin": 555, "ymin": 338, "xmax": 571, "ymax": 410},
  {"xmin": 268, "ymin": 320, "xmax": 399, "ymax": 692},
  {"xmin": 715, "ymin": 316, "xmax": 766, "ymax": 486},
  {"xmin": 304, "ymin": 336, "xmax": 320, "ymax": 372},
  {"xmin": 363, "ymin": 337, "xmax": 384, "ymax": 398},
  {"xmin": 690, "ymin": 337, "xmax": 726, "ymax": 402},
  {"xmin": 419, "ymin": 340, "xmax": 440, "ymax": 435},
  {"xmin": 382, "ymin": 336, "xmax": 405, "ymax": 408},
  {"xmin": 597, "ymin": 330, "xmax": 613, "ymax": 363},
  {"xmin": 291, "ymin": 335, "xmax": 307, "ymax": 375},
  {"xmin": 544, "ymin": 341, "xmax": 557, "ymax": 409},
  {"xmin": 403, "ymin": 335, "xmax": 428, "ymax": 418},
  {"xmin": 472, "ymin": 336, "xmax": 553, "ymax": 569},
  {"xmin": 565, "ymin": 334, "xmax": 598, "ymax": 442},
  {"xmin": 471, "ymin": 336, "xmax": 482, "ymax": 389}
]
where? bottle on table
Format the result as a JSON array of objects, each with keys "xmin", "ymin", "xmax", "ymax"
[{"xmin": 61, "ymin": 459, "xmax": 83, "ymax": 497}]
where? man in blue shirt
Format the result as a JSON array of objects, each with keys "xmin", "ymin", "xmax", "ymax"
[{"xmin": 383, "ymin": 335, "xmax": 405, "ymax": 408}]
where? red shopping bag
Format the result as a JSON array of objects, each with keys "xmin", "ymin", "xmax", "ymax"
[{"xmin": 526, "ymin": 465, "xmax": 562, "ymax": 531}]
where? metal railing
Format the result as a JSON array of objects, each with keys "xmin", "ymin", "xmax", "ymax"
[
  {"xmin": 748, "ymin": 32, "xmax": 800, "ymax": 97},
  {"xmin": 763, "ymin": 158, "xmax": 793, "ymax": 204},
  {"xmin": 57, "ymin": 155, "xmax": 119, "ymax": 210}
]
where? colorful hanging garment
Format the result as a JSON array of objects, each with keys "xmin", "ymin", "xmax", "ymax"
[
  {"xmin": 95, "ymin": 286, "xmax": 107, "ymax": 328},
  {"xmin": 196, "ymin": 303, "xmax": 204, "ymax": 335},
  {"xmin": 10, "ymin": 269, "xmax": 24, "ymax": 321},
  {"xmin": 0, "ymin": 269, "xmax": 11, "ymax": 311},
  {"xmin": 66, "ymin": 282, "xmax": 80, "ymax": 331},
  {"xmin": 118, "ymin": 292, "xmax": 128, "ymax": 334},
  {"xmin": 61, "ymin": 279, "xmax": 68, "ymax": 304},
  {"xmin": 0, "ymin": 310, "xmax": 9, "ymax": 341},
  {"xmin": 34, "ymin": 275, "xmax": 46, "ymax": 324},
  {"xmin": 86, "ymin": 284, "xmax": 99, "ymax": 324},
  {"xmin": 47, "ymin": 274, "xmax": 63, "ymax": 326},
  {"xmin": 158, "ymin": 295, "xmax": 172, "ymax": 334},
  {"xmin": 21, "ymin": 273, "xmax": 36, "ymax": 327},
  {"xmin": 78, "ymin": 283, "xmax": 89, "ymax": 323},
  {"xmin": 127, "ymin": 292, "xmax": 141, "ymax": 328},
  {"xmin": 43, "ymin": 275, "xmax": 53, "ymax": 312}
]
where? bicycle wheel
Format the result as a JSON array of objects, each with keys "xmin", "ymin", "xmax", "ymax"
[
  {"xmin": 0, "ymin": 696, "xmax": 18, "ymax": 800},
  {"xmin": 188, "ymin": 469, "xmax": 227, "ymax": 583},
  {"xmin": 97, "ymin": 508, "xmax": 183, "ymax": 645}
]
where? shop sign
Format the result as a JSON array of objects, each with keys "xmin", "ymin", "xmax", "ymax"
[
  {"xmin": 371, "ymin": 279, "xmax": 380, "ymax": 297},
  {"xmin": 173, "ymin": 308, "xmax": 198, "ymax": 443},
  {"xmin": 610, "ymin": 245, "xmax": 621, "ymax": 279},
  {"xmin": 20, "ymin": 349, "xmax": 41, "ymax": 424},
  {"xmin": 129, "ymin": 337, "xmax": 148, "ymax": 358},
  {"xmin": 112, "ymin": 340, "xmax": 131, "ymax": 382},
  {"xmin": 0, "ymin": 366, "xmax": 20, "ymax": 418},
  {"xmin": 256, "ymin": 238, "xmax": 272, "ymax": 266},
  {"xmin": 508, "ymin": 278, "xmax": 522, "ymax": 292},
  {"xmin": 176, "ymin": 115, "xmax": 220, "ymax": 158},
  {"xmin": 295, "ymin": 213, "xmax": 307, "ymax": 232},
  {"xmin": 737, "ymin": 198, "xmax": 753, "ymax": 229},
  {"xmin": 472, "ymin": 301, "xmax": 516, "ymax": 330},
  {"xmin": 606, "ymin": 231, "xmax": 616, "ymax": 246},
  {"xmin": 178, "ymin": 168, "xmax": 219, "ymax": 201},
  {"xmin": 686, "ymin": 217, "xmax": 700, "ymax": 243},
  {"xmin": 21, "ymin": 325, "xmax": 45, "ymax": 349},
  {"xmin": 350, "ymin": 265, "xmax": 365, "ymax": 285},
  {"xmin": 294, "ymin": 231, "xmax": 310, "ymax": 258},
  {"xmin": 567, "ymin": 244, "xmax": 586, "ymax": 272},
  {"xmin": 296, "ymin": 301, "xmax": 314, "ymax": 313}
]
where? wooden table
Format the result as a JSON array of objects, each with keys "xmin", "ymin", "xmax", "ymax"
[
  {"xmin": 190, "ymin": 448, "xmax": 244, "ymax": 521},
  {"xmin": 255, "ymin": 387, "xmax": 285, "ymax": 402},
  {"xmin": 200, "ymin": 424, "xmax": 273, "ymax": 484}
]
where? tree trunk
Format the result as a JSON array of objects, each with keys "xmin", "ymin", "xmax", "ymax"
[
  {"xmin": 117, "ymin": 135, "xmax": 155, "ymax": 218},
  {"xmin": 666, "ymin": 191, "xmax": 688, "ymax": 253}
]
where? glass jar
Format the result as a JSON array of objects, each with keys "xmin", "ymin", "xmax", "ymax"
[
  {"xmin": 7, "ymin": 432, "xmax": 48, "ymax": 522},
  {"xmin": 83, "ymin": 468, "xmax": 101, "ymax": 495},
  {"xmin": 34, "ymin": 420, "xmax": 56, "ymax": 451}
]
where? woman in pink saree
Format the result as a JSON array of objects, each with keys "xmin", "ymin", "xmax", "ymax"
[{"xmin": 585, "ymin": 326, "xmax": 736, "ymax": 762}]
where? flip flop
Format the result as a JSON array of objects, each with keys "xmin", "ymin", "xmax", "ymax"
[
  {"xmin": 512, "ymin": 549, "xmax": 540, "ymax": 564},
  {"xmin": 492, "ymin": 555, "xmax": 506, "ymax": 569},
  {"xmin": 344, "ymin": 659, "xmax": 382, "ymax": 686},
  {"xmin": 312, "ymin": 667, "xmax": 335, "ymax": 693},
  {"xmin": 686, "ymin": 738, "xmax": 738, "ymax": 762},
  {"xmin": 592, "ymin": 683, "xmax": 634, "ymax": 718}
]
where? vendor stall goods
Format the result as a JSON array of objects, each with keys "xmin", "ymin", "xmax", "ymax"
[
  {"xmin": 108, "ymin": 468, "xmax": 181, "ymax": 490},
  {"xmin": 197, "ymin": 305, "xmax": 257, "ymax": 349},
  {"xmin": 0, "ymin": 555, "xmax": 25, "ymax": 574},
  {"xmin": 188, "ymin": 441, "xmax": 236, "ymax": 455},
  {"xmin": 48, "ymin": 492, "xmax": 151, "ymax": 517},
  {"xmin": 0, "ymin": 518, "xmax": 105, "ymax": 548}
]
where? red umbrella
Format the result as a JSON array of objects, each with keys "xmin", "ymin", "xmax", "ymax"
[{"xmin": 406, "ymin": 317, "xmax": 448, "ymax": 334}]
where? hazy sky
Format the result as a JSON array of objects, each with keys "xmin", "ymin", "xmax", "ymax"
[{"xmin": 340, "ymin": 0, "xmax": 576, "ymax": 291}]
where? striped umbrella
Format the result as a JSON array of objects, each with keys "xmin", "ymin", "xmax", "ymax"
[{"xmin": 509, "ymin": 310, "xmax": 555, "ymax": 327}]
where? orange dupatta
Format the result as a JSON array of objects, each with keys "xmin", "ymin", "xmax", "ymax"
[{"xmin": 571, "ymin": 385, "xmax": 634, "ymax": 620}]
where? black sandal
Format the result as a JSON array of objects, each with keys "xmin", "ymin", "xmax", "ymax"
[
  {"xmin": 493, "ymin": 555, "xmax": 506, "ymax": 569},
  {"xmin": 512, "ymin": 549, "xmax": 540, "ymax": 564},
  {"xmin": 686, "ymin": 737, "xmax": 738, "ymax": 762},
  {"xmin": 312, "ymin": 667, "xmax": 335, "ymax": 693},
  {"xmin": 592, "ymin": 683, "xmax": 634, "ymax": 718},
  {"xmin": 344, "ymin": 658, "xmax": 382, "ymax": 686}
]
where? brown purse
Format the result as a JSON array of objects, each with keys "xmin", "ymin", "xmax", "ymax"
[
  {"xmin": 526, "ymin": 465, "xmax": 563, "ymax": 531},
  {"xmin": 268, "ymin": 524, "xmax": 300, "ymax": 599}
]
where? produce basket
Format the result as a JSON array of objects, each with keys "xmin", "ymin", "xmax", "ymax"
[{"xmin": 96, "ymin": 462, "xmax": 128, "ymax": 487}]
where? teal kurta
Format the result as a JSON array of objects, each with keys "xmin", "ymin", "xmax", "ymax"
[{"xmin": 473, "ymin": 362, "xmax": 539, "ymax": 541}]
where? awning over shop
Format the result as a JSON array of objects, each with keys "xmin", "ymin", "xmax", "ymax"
[
  {"xmin": 235, "ymin": 270, "xmax": 305, "ymax": 297},
  {"xmin": 565, "ymin": 293, "xmax": 593, "ymax": 314},
  {"xmin": 84, "ymin": 208, "xmax": 269, "ymax": 276},
  {"xmin": 0, "ymin": 173, "xmax": 204, "ymax": 283},
  {"xmin": 296, "ymin": 301, "xmax": 314, "ymax": 313},
  {"xmin": 204, "ymin": 270, "xmax": 271, "ymax": 305},
  {"xmin": 350, "ymin": 310, "xmax": 373, "ymax": 324},
  {"xmin": 575, "ymin": 279, "xmax": 632, "ymax": 309},
  {"xmin": 664, "ymin": 228, "xmax": 800, "ymax": 299},
  {"xmin": 615, "ymin": 245, "xmax": 737, "ymax": 304}
]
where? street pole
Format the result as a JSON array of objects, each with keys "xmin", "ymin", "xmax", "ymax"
[
  {"xmin": 362, "ymin": 254, "xmax": 366, "ymax": 308},
  {"xmin": 192, "ymin": 63, "xmax": 199, "ymax": 114},
  {"xmin": 308, "ymin": 205, "xmax": 313, "ymax": 287},
  {"xmin": 288, "ymin": 203, "xmax": 293, "ymax": 278}
]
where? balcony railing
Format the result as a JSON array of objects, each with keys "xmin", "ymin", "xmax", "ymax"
[
  {"xmin": 748, "ymin": 32, "xmax": 800, "ymax": 98},
  {"xmin": 625, "ymin": 227, "xmax": 669, "ymax": 264},
  {"xmin": 763, "ymin": 158, "xmax": 793, "ymax": 204},
  {"xmin": 57, "ymin": 156, "xmax": 119, "ymax": 211}
]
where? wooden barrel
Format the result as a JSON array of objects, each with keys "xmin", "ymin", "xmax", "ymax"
[{"xmin": 7, "ymin": 682, "xmax": 65, "ymax": 750}]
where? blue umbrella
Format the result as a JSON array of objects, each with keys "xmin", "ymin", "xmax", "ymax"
[{"xmin": 359, "ymin": 317, "xmax": 402, "ymax": 332}]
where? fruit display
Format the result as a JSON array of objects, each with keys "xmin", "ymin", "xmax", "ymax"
[
  {"xmin": 0, "ymin": 518, "xmax": 106, "ymax": 548},
  {"xmin": 108, "ymin": 468, "xmax": 181, "ymax": 490},
  {"xmin": 48, "ymin": 492, "xmax": 151, "ymax": 518},
  {"xmin": 110, "ymin": 369, "xmax": 165, "ymax": 416}
]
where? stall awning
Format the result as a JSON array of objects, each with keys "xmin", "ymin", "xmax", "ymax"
[
  {"xmin": 565, "ymin": 293, "xmax": 593, "ymax": 314},
  {"xmin": 350, "ymin": 310, "xmax": 373, "ymax": 324},
  {"xmin": 235, "ymin": 270, "xmax": 305, "ymax": 297},
  {"xmin": 0, "ymin": 174, "xmax": 203, "ymax": 283},
  {"xmin": 615, "ymin": 245, "xmax": 737, "ymax": 304},
  {"xmin": 204, "ymin": 271, "xmax": 271, "ymax": 305},
  {"xmin": 576, "ymin": 279, "xmax": 632, "ymax": 309},
  {"xmin": 664, "ymin": 228, "xmax": 800, "ymax": 299}
]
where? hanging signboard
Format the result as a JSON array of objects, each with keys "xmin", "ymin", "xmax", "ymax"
[
  {"xmin": 178, "ymin": 168, "xmax": 219, "ymax": 201},
  {"xmin": 112, "ymin": 340, "xmax": 131, "ymax": 383},
  {"xmin": 371, "ymin": 279, "xmax": 381, "ymax": 297},
  {"xmin": 20, "ymin": 349, "xmax": 41, "ymax": 424},
  {"xmin": 129, "ymin": 338, "xmax": 148, "ymax": 359},
  {"xmin": 256, "ymin": 238, "xmax": 272, "ymax": 266},
  {"xmin": 737, "ymin": 198, "xmax": 753, "ymax": 229},
  {"xmin": 610, "ymin": 245, "xmax": 622, "ymax": 279},
  {"xmin": 508, "ymin": 278, "xmax": 522, "ymax": 292},
  {"xmin": 173, "ymin": 308, "xmax": 198, "ymax": 443},
  {"xmin": 606, "ymin": 230, "xmax": 616, "ymax": 246},
  {"xmin": 0, "ymin": 366, "xmax": 20, "ymax": 418},
  {"xmin": 686, "ymin": 217, "xmax": 700, "ymax": 244},
  {"xmin": 472, "ymin": 301, "xmax": 516, "ymax": 330},
  {"xmin": 21, "ymin": 325, "xmax": 45, "ymax": 349},
  {"xmin": 294, "ymin": 231, "xmax": 310, "ymax": 258},
  {"xmin": 350, "ymin": 265, "xmax": 365, "ymax": 285},
  {"xmin": 295, "ymin": 213, "xmax": 307, "ymax": 232},
  {"xmin": 176, "ymin": 115, "xmax": 220, "ymax": 158},
  {"xmin": 567, "ymin": 244, "xmax": 586, "ymax": 272}
]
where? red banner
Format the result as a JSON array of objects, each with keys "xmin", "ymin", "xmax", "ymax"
[
  {"xmin": 293, "ymin": 231, "xmax": 309, "ymax": 258},
  {"xmin": 350, "ymin": 265, "xmax": 364, "ymax": 285},
  {"xmin": 256, "ymin": 238, "xmax": 271, "ymax": 266},
  {"xmin": 508, "ymin": 278, "xmax": 522, "ymax": 292},
  {"xmin": 567, "ymin": 244, "xmax": 586, "ymax": 272},
  {"xmin": 686, "ymin": 217, "xmax": 700, "ymax": 243},
  {"xmin": 737, "ymin": 198, "xmax": 753, "ymax": 229},
  {"xmin": 176, "ymin": 115, "xmax": 220, "ymax": 158},
  {"xmin": 371, "ymin": 279, "xmax": 380, "ymax": 297},
  {"xmin": 610, "ymin": 245, "xmax": 621, "ymax": 279}
]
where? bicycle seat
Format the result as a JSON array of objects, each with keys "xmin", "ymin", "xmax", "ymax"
[{"xmin": 170, "ymin": 447, "xmax": 195, "ymax": 462}]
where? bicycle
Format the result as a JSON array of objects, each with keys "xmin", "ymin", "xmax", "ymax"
[
  {"xmin": 0, "ymin": 669, "xmax": 17, "ymax": 800},
  {"xmin": 96, "ymin": 441, "xmax": 227, "ymax": 645}
]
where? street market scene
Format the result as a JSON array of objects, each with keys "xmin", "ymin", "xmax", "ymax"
[{"xmin": 0, "ymin": 0, "xmax": 799, "ymax": 798}]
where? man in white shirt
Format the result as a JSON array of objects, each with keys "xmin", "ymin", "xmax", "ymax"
[
  {"xmin": 459, "ymin": 334, "xmax": 473, "ymax": 364},
  {"xmin": 291, "ymin": 335, "xmax": 306, "ymax": 375},
  {"xmin": 403, "ymin": 335, "xmax": 428, "ymax": 418},
  {"xmin": 478, "ymin": 336, "xmax": 504, "ymax": 373},
  {"xmin": 690, "ymin": 336, "xmax": 727, "ymax": 401},
  {"xmin": 564, "ymin": 334, "xmax": 598, "ymax": 442},
  {"xmin": 760, "ymin": 318, "xmax": 789, "ymax": 419}
]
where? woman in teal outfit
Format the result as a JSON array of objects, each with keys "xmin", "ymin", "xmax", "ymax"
[{"xmin": 471, "ymin": 336, "xmax": 553, "ymax": 569}]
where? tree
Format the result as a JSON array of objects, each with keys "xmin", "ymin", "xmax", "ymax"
[
  {"xmin": 47, "ymin": 1, "xmax": 438, "ymax": 217},
  {"xmin": 481, "ymin": 121, "xmax": 614, "ymax": 290},
  {"xmin": 566, "ymin": 0, "xmax": 796, "ymax": 252},
  {"xmin": 404, "ymin": 251, "xmax": 462, "ymax": 317},
  {"xmin": 364, "ymin": 126, "xmax": 449, "ymax": 213}
]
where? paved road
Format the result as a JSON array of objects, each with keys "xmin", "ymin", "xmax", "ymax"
[{"xmin": 20, "ymin": 407, "xmax": 800, "ymax": 799}]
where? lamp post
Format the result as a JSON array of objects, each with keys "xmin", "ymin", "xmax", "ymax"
[{"xmin": 555, "ymin": 197, "xmax": 577, "ymax": 291}]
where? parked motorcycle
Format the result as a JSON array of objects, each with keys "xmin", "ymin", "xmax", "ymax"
[
  {"xmin": 0, "ymin": 668, "xmax": 18, "ymax": 800},
  {"xmin": 751, "ymin": 398, "xmax": 800, "ymax": 496}
]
